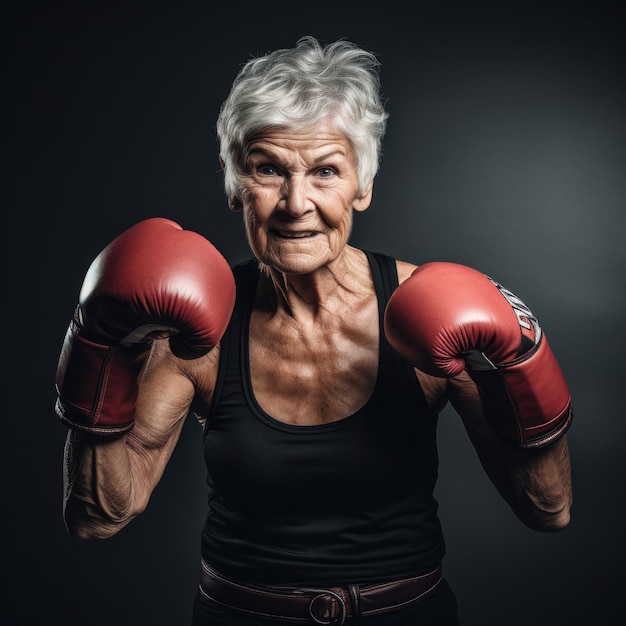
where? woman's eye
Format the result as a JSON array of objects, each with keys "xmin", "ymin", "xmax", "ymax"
[
  {"xmin": 317, "ymin": 167, "xmax": 335, "ymax": 178},
  {"xmin": 257, "ymin": 164, "xmax": 277, "ymax": 176}
]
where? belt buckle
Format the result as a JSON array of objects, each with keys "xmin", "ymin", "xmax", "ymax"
[{"xmin": 307, "ymin": 589, "xmax": 347, "ymax": 625}]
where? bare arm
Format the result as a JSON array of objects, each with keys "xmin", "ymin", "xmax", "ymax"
[
  {"xmin": 62, "ymin": 340, "xmax": 214, "ymax": 540},
  {"xmin": 447, "ymin": 372, "xmax": 573, "ymax": 531}
]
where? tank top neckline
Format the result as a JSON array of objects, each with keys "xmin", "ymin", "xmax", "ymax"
[{"xmin": 238, "ymin": 251, "xmax": 393, "ymax": 434}]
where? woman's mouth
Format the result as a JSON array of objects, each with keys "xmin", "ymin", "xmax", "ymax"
[{"xmin": 273, "ymin": 229, "xmax": 317, "ymax": 239}]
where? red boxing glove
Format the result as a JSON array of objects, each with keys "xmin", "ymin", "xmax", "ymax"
[
  {"xmin": 55, "ymin": 217, "xmax": 236, "ymax": 437},
  {"xmin": 384, "ymin": 262, "xmax": 572, "ymax": 448}
]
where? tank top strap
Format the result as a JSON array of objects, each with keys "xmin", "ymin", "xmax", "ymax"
[
  {"xmin": 209, "ymin": 258, "xmax": 260, "ymax": 422},
  {"xmin": 363, "ymin": 250, "xmax": 398, "ymax": 312},
  {"xmin": 364, "ymin": 250, "xmax": 430, "ymax": 409}
]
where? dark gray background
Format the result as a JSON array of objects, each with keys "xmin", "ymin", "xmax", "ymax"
[{"xmin": 7, "ymin": 1, "xmax": 625, "ymax": 624}]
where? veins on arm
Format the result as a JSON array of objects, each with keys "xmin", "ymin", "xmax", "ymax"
[
  {"xmin": 446, "ymin": 372, "xmax": 573, "ymax": 531},
  {"xmin": 62, "ymin": 340, "xmax": 200, "ymax": 540}
]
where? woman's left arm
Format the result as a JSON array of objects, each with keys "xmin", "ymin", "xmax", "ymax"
[{"xmin": 447, "ymin": 372, "xmax": 573, "ymax": 531}]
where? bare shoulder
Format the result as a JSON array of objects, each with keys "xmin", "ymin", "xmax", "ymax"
[{"xmin": 395, "ymin": 259, "xmax": 418, "ymax": 284}]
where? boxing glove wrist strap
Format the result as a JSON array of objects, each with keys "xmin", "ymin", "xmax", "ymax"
[
  {"xmin": 55, "ymin": 320, "xmax": 150, "ymax": 437},
  {"xmin": 466, "ymin": 336, "xmax": 573, "ymax": 448}
]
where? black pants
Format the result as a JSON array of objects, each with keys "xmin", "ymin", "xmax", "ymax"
[{"xmin": 191, "ymin": 578, "xmax": 461, "ymax": 625}]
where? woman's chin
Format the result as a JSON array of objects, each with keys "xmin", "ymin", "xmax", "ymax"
[{"xmin": 258, "ymin": 236, "xmax": 335, "ymax": 274}]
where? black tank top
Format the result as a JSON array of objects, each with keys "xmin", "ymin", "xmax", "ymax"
[{"xmin": 201, "ymin": 251, "xmax": 445, "ymax": 585}]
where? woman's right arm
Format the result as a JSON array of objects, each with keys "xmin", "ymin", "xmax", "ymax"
[{"xmin": 54, "ymin": 219, "xmax": 235, "ymax": 539}]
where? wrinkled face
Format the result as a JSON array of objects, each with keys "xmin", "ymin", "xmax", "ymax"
[{"xmin": 239, "ymin": 122, "xmax": 373, "ymax": 275}]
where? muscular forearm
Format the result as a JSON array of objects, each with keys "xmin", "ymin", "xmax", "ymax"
[
  {"xmin": 62, "ymin": 387, "xmax": 191, "ymax": 540},
  {"xmin": 63, "ymin": 431, "xmax": 140, "ymax": 539},
  {"xmin": 475, "ymin": 432, "xmax": 573, "ymax": 531},
  {"xmin": 504, "ymin": 436, "xmax": 573, "ymax": 531}
]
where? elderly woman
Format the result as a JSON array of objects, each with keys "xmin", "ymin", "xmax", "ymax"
[{"xmin": 55, "ymin": 37, "xmax": 573, "ymax": 625}]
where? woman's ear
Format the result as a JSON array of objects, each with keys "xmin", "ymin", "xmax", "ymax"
[
  {"xmin": 220, "ymin": 156, "xmax": 243, "ymax": 211},
  {"xmin": 228, "ymin": 196, "xmax": 243, "ymax": 211},
  {"xmin": 353, "ymin": 181, "xmax": 374, "ymax": 212}
]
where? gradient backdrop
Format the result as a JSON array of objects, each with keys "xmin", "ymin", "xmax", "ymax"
[{"xmin": 7, "ymin": 1, "xmax": 625, "ymax": 624}]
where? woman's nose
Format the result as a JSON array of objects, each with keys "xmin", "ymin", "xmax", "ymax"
[{"xmin": 278, "ymin": 176, "xmax": 313, "ymax": 216}]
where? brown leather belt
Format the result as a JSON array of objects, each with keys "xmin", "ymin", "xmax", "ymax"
[{"xmin": 199, "ymin": 560, "xmax": 443, "ymax": 624}]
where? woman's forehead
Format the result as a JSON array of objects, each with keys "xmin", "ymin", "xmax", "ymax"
[{"xmin": 247, "ymin": 124, "xmax": 354, "ymax": 160}]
